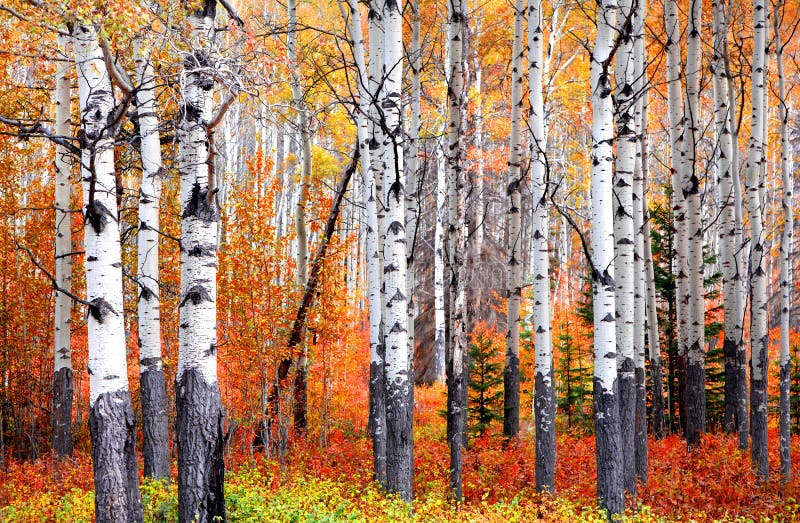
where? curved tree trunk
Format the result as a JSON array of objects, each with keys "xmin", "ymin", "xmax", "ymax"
[
  {"xmin": 591, "ymin": 0, "xmax": 623, "ymax": 516},
  {"xmin": 52, "ymin": 33, "xmax": 73, "ymax": 459},
  {"xmin": 74, "ymin": 23, "xmax": 143, "ymax": 523},
  {"xmin": 176, "ymin": 3, "xmax": 226, "ymax": 521},
  {"xmin": 503, "ymin": 0, "xmax": 525, "ymax": 440},
  {"xmin": 134, "ymin": 34, "xmax": 170, "ymax": 481}
]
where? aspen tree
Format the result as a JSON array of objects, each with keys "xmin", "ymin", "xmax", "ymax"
[
  {"xmin": 381, "ymin": 0, "xmax": 413, "ymax": 501},
  {"xmin": 74, "ymin": 22, "xmax": 143, "ymax": 523},
  {"xmin": 591, "ymin": 0, "xmax": 623, "ymax": 515},
  {"xmin": 503, "ymin": 0, "xmax": 526, "ymax": 439},
  {"xmin": 52, "ymin": 33, "xmax": 73, "ymax": 459},
  {"xmin": 529, "ymin": 0, "xmax": 555, "ymax": 492},
  {"xmin": 176, "ymin": 1, "xmax": 226, "ymax": 519},
  {"xmin": 613, "ymin": 0, "xmax": 637, "ymax": 491},
  {"xmin": 134, "ymin": 30, "xmax": 170, "ymax": 481},
  {"xmin": 747, "ymin": 0, "xmax": 769, "ymax": 481}
]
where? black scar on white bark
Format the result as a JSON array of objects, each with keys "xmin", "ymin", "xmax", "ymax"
[
  {"xmin": 52, "ymin": 367, "xmax": 73, "ymax": 457},
  {"xmin": 183, "ymin": 183, "xmax": 219, "ymax": 223},
  {"xmin": 177, "ymin": 368, "xmax": 225, "ymax": 523},
  {"xmin": 594, "ymin": 377, "xmax": 623, "ymax": 518},
  {"xmin": 368, "ymin": 355, "xmax": 387, "ymax": 486},
  {"xmin": 140, "ymin": 362, "xmax": 170, "ymax": 480},
  {"xmin": 619, "ymin": 356, "xmax": 636, "ymax": 494},
  {"xmin": 750, "ymin": 332, "xmax": 769, "ymax": 480},
  {"xmin": 89, "ymin": 391, "xmax": 143, "ymax": 523},
  {"xmin": 534, "ymin": 370, "xmax": 556, "ymax": 492},
  {"xmin": 385, "ymin": 369, "xmax": 413, "ymax": 502},
  {"xmin": 634, "ymin": 366, "xmax": 648, "ymax": 484},
  {"xmin": 723, "ymin": 336, "xmax": 738, "ymax": 434}
]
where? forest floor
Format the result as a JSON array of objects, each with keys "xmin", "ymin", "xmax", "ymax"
[{"xmin": 1, "ymin": 384, "xmax": 799, "ymax": 522}]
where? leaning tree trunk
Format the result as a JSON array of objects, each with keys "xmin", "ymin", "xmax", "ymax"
[
  {"xmin": 52, "ymin": 33, "xmax": 73, "ymax": 459},
  {"xmin": 73, "ymin": 23, "xmax": 143, "ymax": 523},
  {"xmin": 528, "ymin": 0, "xmax": 555, "ymax": 492},
  {"xmin": 613, "ymin": 0, "xmax": 636, "ymax": 493},
  {"xmin": 445, "ymin": 0, "xmax": 467, "ymax": 502},
  {"xmin": 366, "ymin": 0, "xmax": 387, "ymax": 486},
  {"xmin": 176, "ymin": 3, "xmax": 226, "ymax": 521},
  {"xmin": 747, "ymin": 0, "xmax": 769, "ymax": 482},
  {"xmin": 713, "ymin": 0, "xmax": 744, "ymax": 440},
  {"xmin": 683, "ymin": 0, "xmax": 706, "ymax": 447},
  {"xmin": 632, "ymin": 0, "xmax": 648, "ymax": 483},
  {"xmin": 503, "ymin": 0, "xmax": 526, "ymax": 440},
  {"xmin": 134, "ymin": 34, "xmax": 170, "ymax": 481},
  {"xmin": 665, "ymin": 0, "xmax": 688, "ymax": 437},
  {"xmin": 591, "ymin": 0, "xmax": 623, "ymax": 516},
  {"xmin": 381, "ymin": 0, "xmax": 413, "ymax": 502},
  {"xmin": 775, "ymin": 0, "xmax": 791, "ymax": 482}
]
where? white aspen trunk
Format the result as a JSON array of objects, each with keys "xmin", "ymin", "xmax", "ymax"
[
  {"xmin": 73, "ymin": 23, "xmax": 143, "ymax": 523},
  {"xmin": 366, "ymin": 0, "xmax": 388, "ymax": 486},
  {"xmin": 503, "ymin": 0, "xmax": 525, "ymax": 439},
  {"xmin": 775, "ymin": 1, "xmax": 792, "ymax": 481},
  {"xmin": 613, "ymin": 0, "xmax": 637, "ymax": 492},
  {"xmin": 665, "ymin": 0, "xmax": 688, "ymax": 436},
  {"xmin": 712, "ymin": 0, "xmax": 744, "ymax": 439},
  {"xmin": 473, "ymin": 32, "xmax": 485, "ymax": 255},
  {"xmin": 52, "ymin": 34, "xmax": 73, "ymax": 459},
  {"xmin": 434, "ymin": 142, "xmax": 446, "ymax": 383},
  {"xmin": 683, "ymin": 0, "xmax": 706, "ymax": 446},
  {"xmin": 529, "ymin": 0, "xmax": 555, "ymax": 492},
  {"xmin": 134, "ymin": 33, "xmax": 170, "ymax": 481},
  {"xmin": 747, "ymin": 0, "xmax": 769, "ymax": 481},
  {"xmin": 381, "ymin": 0, "xmax": 412, "ymax": 501},
  {"xmin": 346, "ymin": 0, "xmax": 387, "ymax": 486},
  {"xmin": 445, "ymin": 0, "xmax": 467, "ymax": 501},
  {"xmin": 176, "ymin": 3, "xmax": 226, "ymax": 520},
  {"xmin": 591, "ymin": 0, "xmax": 623, "ymax": 515},
  {"xmin": 406, "ymin": 0, "xmax": 421, "ymax": 376},
  {"xmin": 632, "ymin": 0, "xmax": 648, "ymax": 483}
]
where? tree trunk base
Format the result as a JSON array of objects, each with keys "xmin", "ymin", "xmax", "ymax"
[{"xmin": 141, "ymin": 367, "xmax": 170, "ymax": 479}]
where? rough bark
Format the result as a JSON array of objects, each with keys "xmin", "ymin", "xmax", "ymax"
[
  {"xmin": 591, "ymin": 0, "xmax": 623, "ymax": 515},
  {"xmin": 52, "ymin": 33, "xmax": 73, "ymax": 458},
  {"xmin": 381, "ymin": 0, "xmax": 413, "ymax": 501},
  {"xmin": 74, "ymin": 22, "xmax": 143, "ymax": 523},
  {"xmin": 529, "ymin": 0, "xmax": 555, "ymax": 492},
  {"xmin": 134, "ymin": 33, "xmax": 170, "ymax": 480},
  {"xmin": 503, "ymin": 0, "xmax": 526, "ymax": 440}
]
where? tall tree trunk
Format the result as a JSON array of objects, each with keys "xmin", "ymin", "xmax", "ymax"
[
  {"xmin": 381, "ymin": 0, "xmax": 413, "ymax": 501},
  {"xmin": 528, "ymin": 0, "xmax": 555, "ymax": 492},
  {"xmin": 632, "ymin": 0, "xmax": 648, "ymax": 483},
  {"xmin": 74, "ymin": 23, "xmax": 143, "ymax": 523},
  {"xmin": 434, "ymin": 139, "xmax": 447, "ymax": 382},
  {"xmin": 503, "ymin": 0, "xmax": 525, "ymax": 439},
  {"xmin": 713, "ymin": 0, "xmax": 743, "ymax": 442},
  {"xmin": 775, "ymin": 0, "xmax": 792, "ymax": 482},
  {"xmin": 683, "ymin": 0, "xmax": 706, "ymax": 447},
  {"xmin": 445, "ymin": 0, "xmax": 467, "ymax": 501},
  {"xmin": 641, "ymin": 95, "xmax": 665, "ymax": 440},
  {"xmin": 665, "ymin": 0, "xmax": 688, "ymax": 437},
  {"xmin": 591, "ymin": 0, "xmax": 623, "ymax": 515},
  {"xmin": 406, "ymin": 0, "xmax": 421, "ymax": 385},
  {"xmin": 52, "ymin": 33, "xmax": 73, "ymax": 459},
  {"xmin": 176, "ymin": 3, "xmax": 226, "ymax": 521},
  {"xmin": 134, "ymin": 33, "xmax": 170, "ymax": 481},
  {"xmin": 613, "ymin": 0, "xmax": 636, "ymax": 492},
  {"xmin": 747, "ymin": 0, "xmax": 769, "ymax": 481}
]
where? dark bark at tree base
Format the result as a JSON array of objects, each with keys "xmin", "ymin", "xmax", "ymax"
[
  {"xmin": 650, "ymin": 357, "xmax": 665, "ymax": 440},
  {"xmin": 293, "ymin": 364, "xmax": 307, "ymax": 436},
  {"xmin": 619, "ymin": 358, "xmax": 636, "ymax": 495},
  {"xmin": 385, "ymin": 376, "xmax": 413, "ymax": 502},
  {"xmin": 53, "ymin": 367, "xmax": 73, "ymax": 458},
  {"xmin": 677, "ymin": 353, "xmax": 687, "ymax": 438},
  {"xmin": 534, "ymin": 370, "xmax": 556, "ymax": 492},
  {"xmin": 447, "ymin": 360, "xmax": 465, "ymax": 501},
  {"xmin": 369, "ymin": 359, "xmax": 387, "ymax": 487},
  {"xmin": 780, "ymin": 361, "xmax": 791, "ymax": 482},
  {"xmin": 723, "ymin": 337, "xmax": 738, "ymax": 434},
  {"xmin": 685, "ymin": 359, "xmax": 705, "ymax": 446},
  {"xmin": 177, "ymin": 369, "xmax": 225, "ymax": 523},
  {"xmin": 594, "ymin": 378, "xmax": 623, "ymax": 518},
  {"xmin": 89, "ymin": 390, "xmax": 143, "ymax": 523},
  {"xmin": 751, "ymin": 375, "xmax": 769, "ymax": 481},
  {"xmin": 736, "ymin": 344, "xmax": 749, "ymax": 450},
  {"xmin": 634, "ymin": 366, "xmax": 648, "ymax": 484},
  {"xmin": 141, "ymin": 367, "xmax": 170, "ymax": 479},
  {"xmin": 502, "ymin": 354, "xmax": 520, "ymax": 438}
]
